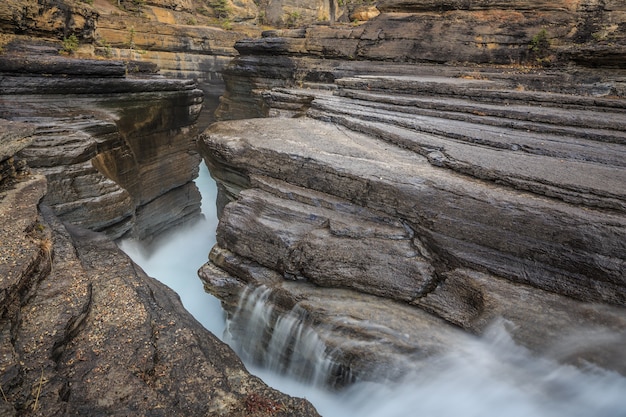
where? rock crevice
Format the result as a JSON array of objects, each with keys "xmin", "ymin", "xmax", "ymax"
[{"xmin": 0, "ymin": 116, "xmax": 321, "ymax": 416}]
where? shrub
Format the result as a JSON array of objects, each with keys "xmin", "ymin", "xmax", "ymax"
[
  {"xmin": 528, "ymin": 28, "xmax": 551, "ymax": 64},
  {"xmin": 221, "ymin": 19, "xmax": 233, "ymax": 30},
  {"xmin": 211, "ymin": 0, "xmax": 231, "ymax": 19},
  {"xmin": 60, "ymin": 34, "xmax": 79, "ymax": 55},
  {"xmin": 286, "ymin": 11, "xmax": 301, "ymax": 27}
]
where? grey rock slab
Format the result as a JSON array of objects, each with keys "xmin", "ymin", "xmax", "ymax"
[{"xmin": 202, "ymin": 117, "xmax": 626, "ymax": 306}]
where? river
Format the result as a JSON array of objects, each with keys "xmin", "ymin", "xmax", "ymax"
[{"xmin": 119, "ymin": 163, "xmax": 626, "ymax": 417}]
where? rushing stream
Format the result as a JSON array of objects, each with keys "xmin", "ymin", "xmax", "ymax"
[
  {"xmin": 118, "ymin": 163, "xmax": 225, "ymax": 336},
  {"xmin": 120, "ymin": 163, "xmax": 626, "ymax": 417}
]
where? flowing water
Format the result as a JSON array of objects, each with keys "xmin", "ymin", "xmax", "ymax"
[
  {"xmin": 118, "ymin": 162, "xmax": 225, "ymax": 336},
  {"xmin": 120, "ymin": 163, "xmax": 626, "ymax": 417}
]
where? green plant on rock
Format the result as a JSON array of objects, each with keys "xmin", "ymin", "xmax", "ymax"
[
  {"xmin": 103, "ymin": 42, "xmax": 113, "ymax": 58},
  {"xmin": 197, "ymin": 6, "xmax": 212, "ymax": 16},
  {"xmin": 286, "ymin": 11, "xmax": 301, "ymax": 28},
  {"xmin": 528, "ymin": 28, "xmax": 551, "ymax": 64},
  {"xmin": 211, "ymin": 0, "xmax": 231, "ymax": 20},
  {"xmin": 127, "ymin": 27, "xmax": 136, "ymax": 50},
  {"xmin": 221, "ymin": 18, "xmax": 233, "ymax": 30},
  {"xmin": 60, "ymin": 34, "xmax": 79, "ymax": 55},
  {"xmin": 257, "ymin": 10, "xmax": 266, "ymax": 25}
]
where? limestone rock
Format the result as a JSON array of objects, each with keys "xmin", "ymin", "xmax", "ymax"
[
  {"xmin": 204, "ymin": 0, "xmax": 626, "ymax": 383},
  {"xmin": 201, "ymin": 114, "xmax": 626, "ymax": 305},
  {"xmin": 261, "ymin": 0, "xmax": 330, "ymax": 27},
  {"xmin": 94, "ymin": 14, "xmax": 248, "ymax": 81},
  {"xmin": 0, "ymin": 187, "xmax": 320, "ymax": 417},
  {"xmin": 0, "ymin": 0, "xmax": 98, "ymax": 39},
  {"xmin": 349, "ymin": 5, "xmax": 380, "ymax": 22},
  {"xmin": 199, "ymin": 105, "xmax": 626, "ymax": 377},
  {"xmin": 0, "ymin": 120, "xmax": 320, "ymax": 416},
  {"xmin": 217, "ymin": 0, "xmax": 626, "ymax": 71},
  {"xmin": 1, "ymin": 54, "xmax": 204, "ymax": 240},
  {"xmin": 0, "ymin": 120, "xmax": 36, "ymax": 184},
  {"xmin": 376, "ymin": 0, "xmax": 579, "ymax": 13}
]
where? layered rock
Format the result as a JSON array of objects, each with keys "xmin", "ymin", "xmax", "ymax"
[
  {"xmin": 0, "ymin": 0, "xmax": 98, "ymax": 40},
  {"xmin": 0, "ymin": 0, "xmax": 261, "ymax": 134},
  {"xmin": 0, "ymin": 52, "xmax": 206, "ymax": 240},
  {"xmin": 215, "ymin": 0, "xmax": 626, "ymax": 119},
  {"xmin": 198, "ymin": 0, "xmax": 626, "ymax": 385},
  {"xmin": 93, "ymin": 9, "xmax": 249, "ymax": 82},
  {"xmin": 0, "ymin": 115, "xmax": 320, "ymax": 417},
  {"xmin": 199, "ymin": 104, "xmax": 626, "ymax": 377}
]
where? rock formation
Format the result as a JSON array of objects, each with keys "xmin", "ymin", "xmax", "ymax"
[
  {"xmin": 199, "ymin": 0, "xmax": 626, "ymax": 385},
  {"xmin": 2, "ymin": 0, "xmax": 626, "ymax": 411},
  {"xmin": 0, "ymin": 51, "xmax": 205, "ymax": 240},
  {"xmin": 0, "ymin": 0, "xmax": 329, "ymax": 413},
  {"xmin": 0, "ymin": 70, "xmax": 320, "ymax": 417}
]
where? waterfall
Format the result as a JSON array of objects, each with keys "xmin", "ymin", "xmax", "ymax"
[
  {"xmin": 118, "ymin": 162, "xmax": 226, "ymax": 336},
  {"xmin": 231, "ymin": 299, "xmax": 626, "ymax": 417},
  {"xmin": 224, "ymin": 285, "xmax": 342, "ymax": 387}
]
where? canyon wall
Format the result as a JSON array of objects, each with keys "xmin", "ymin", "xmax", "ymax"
[
  {"xmin": 199, "ymin": 0, "xmax": 626, "ymax": 385},
  {"xmin": 216, "ymin": 0, "xmax": 626, "ymax": 119},
  {"xmin": 0, "ymin": 0, "xmax": 325, "ymax": 413},
  {"xmin": 0, "ymin": 121, "xmax": 320, "ymax": 416},
  {"xmin": 1, "ymin": 53, "xmax": 204, "ymax": 240},
  {"xmin": 2, "ymin": 0, "xmax": 626, "ymax": 405}
]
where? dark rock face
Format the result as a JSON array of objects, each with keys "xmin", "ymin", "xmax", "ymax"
[
  {"xmin": 0, "ymin": 99, "xmax": 320, "ymax": 417},
  {"xmin": 1, "ymin": 54, "xmax": 204, "ymax": 240}
]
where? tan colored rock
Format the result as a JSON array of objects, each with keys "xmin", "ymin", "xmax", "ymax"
[
  {"xmin": 349, "ymin": 5, "xmax": 380, "ymax": 21},
  {"xmin": 0, "ymin": 0, "xmax": 98, "ymax": 39},
  {"xmin": 146, "ymin": 0, "xmax": 194, "ymax": 13}
]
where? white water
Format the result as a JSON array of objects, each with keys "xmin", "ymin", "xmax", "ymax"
[
  {"xmin": 118, "ymin": 163, "xmax": 226, "ymax": 336},
  {"xmin": 228, "ymin": 286, "xmax": 626, "ymax": 417},
  {"xmin": 223, "ymin": 286, "xmax": 339, "ymax": 387},
  {"xmin": 119, "ymin": 163, "xmax": 626, "ymax": 417}
]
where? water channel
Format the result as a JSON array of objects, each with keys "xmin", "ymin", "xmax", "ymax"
[{"xmin": 119, "ymin": 163, "xmax": 626, "ymax": 417}]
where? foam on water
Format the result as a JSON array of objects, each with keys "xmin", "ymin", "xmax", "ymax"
[
  {"xmin": 119, "ymin": 162, "xmax": 626, "ymax": 417},
  {"xmin": 224, "ymin": 286, "xmax": 338, "ymax": 387},
  {"xmin": 228, "ymin": 286, "xmax": 626, "ymax": 417}
]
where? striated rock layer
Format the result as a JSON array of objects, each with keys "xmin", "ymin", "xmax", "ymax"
[
  {"xmin": 0, "ymin": 109, "xmax": 320, "ymax": 417},
  {"xmin": 1, "ymin": 53, "xmax": 205, "ymax": 240},
  {"xmin": 199, "ymin": 0, "xmax": 626, "ymax": 385},
  {"xmin": 199, "ymin": 109, "xmax": 626, "ymax": 382}
]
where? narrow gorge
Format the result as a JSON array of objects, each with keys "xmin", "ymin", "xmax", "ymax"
[{"xmin": 1, "ymin": 0, "xmax": 626, "ymax": 415}]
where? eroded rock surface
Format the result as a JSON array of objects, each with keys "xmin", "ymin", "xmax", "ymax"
[
  {"xmin": 0, "ymin": 53, "xmax": 205, "ymax": 240},
  {"xmin": 198, "ymin": 0, "xmax": 626, "ymax": 381},
  {"xmin": 0, "ymin": 115, "xmax": 320, "ymax": 417}
]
